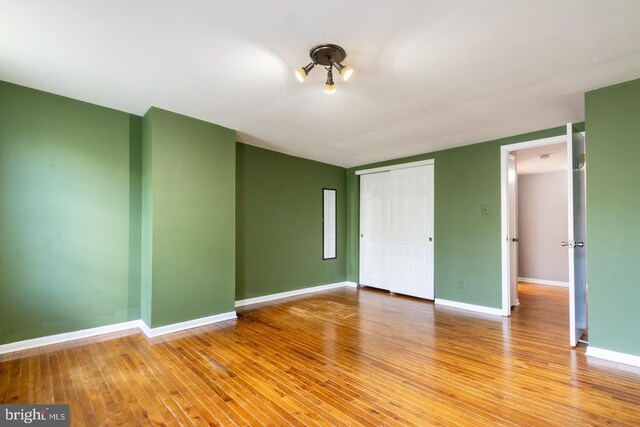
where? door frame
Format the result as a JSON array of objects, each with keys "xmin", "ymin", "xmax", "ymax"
[
  {"xmin": 355, "ymin": 159, "xmax": 435, "ymax": 176},
  {"xmin": 499, "ymin": 135, "xmax": 567, "ymax": 316},
  {"xmin": 355, "ymin": 158, "xmax": 435, "ymax": 297},
  {"xmin": 507, "ymin": 154, "xmax": 519, "ymax": 307}
]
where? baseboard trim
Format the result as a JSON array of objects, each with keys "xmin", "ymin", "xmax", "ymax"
[
  {"xmin": 140, "ymin": 311, "xmax": 237, "ymax": 338},
  {"xmin": 518, "ymin": 277, "xmax": 569, "ymax": 287},
  {"xmin": 1, "ymin": 281, "xmax": 354, "ymax": 355},
  {"xmin": 586, "ymin": 346, "xmax": 640, "ymax": 368},
  {"xmin": 0, "ymin": 310, "xmax": 239, "ymax": 355},
  {"xmin": 435, "ymin": 299, "xmax": 504, "ymax": 316},
  {"xmin": 235, "ymin": 281, "xmax": 351, "ymax": 308},
  {"xmin": 0, "ymin": 320, "xmax": 142, "ymax": 356}
]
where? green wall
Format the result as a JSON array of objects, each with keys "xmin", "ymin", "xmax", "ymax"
[
  {"xmin": 7, "ymin": 74, "xmax": 627, "ymax": 359},
  {"xmin": 236, "ymin": 144, "xmax": 346, "ymax": 300},
  {"xmin": 141, "ymin": 108, "xmax": 236, "ymax": 328},
  {"xmin": 0, "ymin": 81, "xmax": 141, "ymax": 345},
  {"xmin": 346, "ymin": 125, "xmax": 584, "ymax": 309},
  {"xmin": 585, "ymin": 78, "xmax": 640, "ymax": 356},
  {"xmin": 0, "ymin": 80, "xmax": 347, "ymax": 343}
]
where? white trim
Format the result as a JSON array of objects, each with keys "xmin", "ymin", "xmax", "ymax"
[
  {"xmin": 0, "ymin": 320, "xmax": 142, "ymax": 355},
  {"xmin": 500, "ymin": 134, "xmax": 568, "ymax": 316},
  {"xmin": 518, "ymin": 277, "xmax": 569, "ymax": 287},
  {"xmin": 140, "ymin": 311, "xmax": 237, "ymax": 338},
  {"xmin": 586, "ymin": 346, "xmax": 640, "ymax": 368},
  {"xmin": 235, "ymin": 281, "xmax": 350, "ymax": 308},
  {"xmin": 500, "ymin": 134, "xmax": 567, "ymax": 153},
  {"xmin": 435, "ymin": 299, "xmax": 504, "ymax": 316},
  {"xmin": 0, "ymin": 281, "xmax": 353, "ymax": 354},
  {"xmin": 355, "ymin": 159, "xmax": 434, "ymax": 176}
]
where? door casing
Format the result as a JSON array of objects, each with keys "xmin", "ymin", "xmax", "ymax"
[{"xmin": 500, "ymin": 134, "xmax": 568, "ymax": 316}]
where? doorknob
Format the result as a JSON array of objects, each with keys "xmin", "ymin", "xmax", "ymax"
[
  {"xmin": 428, "ymin": 237, "xmax": 433, "ymax": 242},
  {"xmin": 512, "ymin": 237, "xmax": 519, "ymax": 242},
  {"xmin": 562, "ymin": 241, "xmax": 584, "ymax": 248}
]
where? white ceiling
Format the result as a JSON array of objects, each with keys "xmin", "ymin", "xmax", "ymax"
[
  {"xmin": 516, "ymin": 143, "xmax": 567, "ymax": 175},
  {"xmin": 2, "ymin": 1, "xmax": 640, "ymax": 168}
]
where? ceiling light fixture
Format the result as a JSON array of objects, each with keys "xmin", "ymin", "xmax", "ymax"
[{"xmin": 294, "ymin": 43, "xmax": 353, "ymax": 93}]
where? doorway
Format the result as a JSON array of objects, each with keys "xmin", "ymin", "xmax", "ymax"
[
  {"xmin": 500, "ymin": 124, "xmax": 587, "ymax": 347},
  {"xmin": 357, "ymin": 160, "xmax": 435, "ymax": 300}
]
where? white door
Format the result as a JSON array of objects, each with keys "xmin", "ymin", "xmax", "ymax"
[
  {"xmin": 359, "ymin": 165, "xmax": 435, "ymax": 300},
  {"xmin": 566, "ymin": 124, "xmax": 587, "ymax": 347},
  {"xmin": 359, "ymin": 172, "xmax": 391, "ymax": 289},
  {"xmin": 388, "ymin": 166, "xmax": 434, "ymax": 299},
  {"xmin": 508, "ymin": 154, "xmax": 519, "ymax": 306}
]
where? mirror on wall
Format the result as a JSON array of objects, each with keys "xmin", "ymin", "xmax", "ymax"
[{"xmin": 323, "ymin": 188, "xmax": 337, "ymax": 259}]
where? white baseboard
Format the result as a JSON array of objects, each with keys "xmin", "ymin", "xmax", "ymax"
[
  {"xmin": 235, "ymin": 281, "xmax": 350, "ymax": 308},
  {"xmin": 0, "ymin": 310, "xmax": 239, "ymax": 355},
  {"xmin": 435, "ymin": 298, "xmax": 504, "ymax": 316},
  {"xmin": 586, "ymin": 346, "xmax": 640, "ymax": 368},
  {"xmin": 1, "ymin": 280, "xmax": 353, "ymax": 355},
  {"xmin": 0, "ymin": 320, "xmax": 142, "ymax": 356},
  {"xmin": 345, "ymin": 281, "xmax": 359, "ymax": 288},
  {"xmin": 518, "ymin": 277, "xmax": 569, "ymax": 287},
  {"xmin": 140, "ymin": 311, "xmax": 237, "ymax": 338}
]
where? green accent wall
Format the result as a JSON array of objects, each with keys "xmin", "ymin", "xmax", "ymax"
[
  {"xmin": 346, "ymin": 125, "xmax": 584, "ymax": 309},
  {"xmin": 0, "ymin": 81, "xmax": 141, "ymax": 345},
  {"xmin": 236, "ymin": 144, "xmax": 346, "ymax": 300},
  {"xmin": 141, "ymin": 108, "xmax": 236, "ymax": 328},
  {"xmin": 585, "ymin": 78, "xmax": 640, "ymax": 356}
]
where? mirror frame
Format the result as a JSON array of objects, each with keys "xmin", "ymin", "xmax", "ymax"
[{"xmin": 322, "ymin": 188, "xmax": 337, "ymax": 260}]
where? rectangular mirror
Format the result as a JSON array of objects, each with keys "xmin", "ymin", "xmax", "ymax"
[{"xmin": 323, "ymin": 188, "xmax": 337, "ymax": 259}]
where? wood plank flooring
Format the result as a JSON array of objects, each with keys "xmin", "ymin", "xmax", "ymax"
[{"xmin": 2, "ymin": 283, "xmax": 640, "ymax": 426}]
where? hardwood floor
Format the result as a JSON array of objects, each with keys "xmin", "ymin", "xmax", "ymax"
[{"xmin": 2, "ymin": 283, "xmax": 640, "ymax": 426}]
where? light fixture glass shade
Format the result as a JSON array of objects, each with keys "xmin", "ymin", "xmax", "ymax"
[
  {"xmin": 340, "ymin": 66, "xmax": 354, "ymax": 81},
  {"xmin": 294, "ymin": 62, "xmax": 315, "ymax": 83},
  {"xmin": 331, "ymin": 60, "xmax": 354, "ymax": 81},
  {"xmin": 324, "ymin": 83, "xmax": 336, "ymax": 94},
  {"xmin": 294, "ymin": 68, "xmax": 307, "ymax": 82},
  {"xmin": 324, "ymin": 68, "xmax": 335, "ymax": 94}
]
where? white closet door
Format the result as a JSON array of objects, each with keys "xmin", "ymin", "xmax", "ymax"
[
  {"xmin": 388, "ymin": 166, "xmax": 434, "ymax": 299},
  {"xmin": 359, "ymin": 172, "xmax": 391, "ymax": 290},
  {"xmin": 359, "ymin": 164, "xmax": 434, "ymax": 300}
]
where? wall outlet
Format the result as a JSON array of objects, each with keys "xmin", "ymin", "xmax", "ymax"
[
  {"xmin": 458, "ymin": 279, "xmax": 466, "ymax": 289},
  {"xmin": 481, "ymin": 205, "xmax": 490, "ymax": 215}
]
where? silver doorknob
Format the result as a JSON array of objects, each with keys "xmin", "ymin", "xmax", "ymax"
[{"xmin": 562, "ymin": 241, "xmax": 584, "ymax": 248}]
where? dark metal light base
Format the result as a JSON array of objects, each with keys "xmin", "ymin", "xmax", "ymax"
[{"xmin": 310, "ymin": 44, "xmax": 347, "ymax": 66}]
